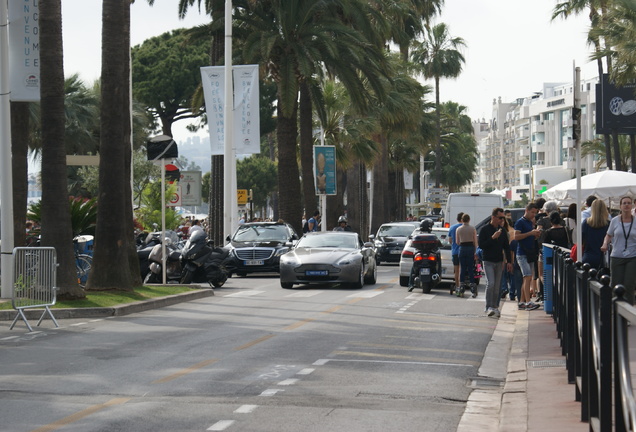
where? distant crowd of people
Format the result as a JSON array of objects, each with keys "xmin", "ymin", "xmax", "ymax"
[{"xmin": 446, "ymin": 194, "xmax": 636, "ymax": 319}]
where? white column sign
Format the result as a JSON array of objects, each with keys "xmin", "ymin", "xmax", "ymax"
[{"xmin": 8, "ymin": 0, "xmax": 40, "ymax": 101}]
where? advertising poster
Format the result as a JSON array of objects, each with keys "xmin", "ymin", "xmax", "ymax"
[
  {"xmin": 314, "ymin": 146, "xmax": 336, "ymax": 196},
  {"xmin": 200, "ymin": 65, "xmax": 260, "ymax": 155},
  {"xmin": 179, "ymin": 171, "xmax": 202, "ymax": 206},
  {"xmin": 9, "ymin": 0, "xmax": 40, "ymax": 101},
  {"xmin": 596, "ymin": 74, "xmax": 636, "ymax": 134}
]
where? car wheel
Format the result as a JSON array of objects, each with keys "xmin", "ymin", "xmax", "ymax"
[
  {"xmin": 350, "ymin": 265, "xmax": 364, "ymax": 289},
  {"xmin": 399, "ymin": 276, "xmax": 409, "ymax": 287},
  {"xmin": 364, "ymin": 261, "xmax": 377, "ymax": 284},
  {"xmin": 280, "ymin": 281, "xmax": 294, "ymax": 289}
]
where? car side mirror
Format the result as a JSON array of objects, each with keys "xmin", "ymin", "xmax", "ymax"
[
  {"xmin": 226, "ymin": 235, "xmax": 231, "ymax": 242},
  {"xmin": 369, "ymin": 234, "xmax": 375, "ymax": 240},
  {"xmin": 363, "ymin": 242, "xmax": 374, "ymax": 248}
]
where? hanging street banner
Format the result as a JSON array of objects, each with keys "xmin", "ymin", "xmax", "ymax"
[
  {"xmin": 314, "ymin": 145, "xmax": 337, "ymax": 195},
  {"xmin": 8, "ymin": 0, "xmax": 40, "ymax": 102},
  {"xmin": 200, "ymin": 64, "xmax": 260, "ymax": 155},
  {"xmin": 179, "ymin": 171, "xmax": 202, "ymax": 206}
]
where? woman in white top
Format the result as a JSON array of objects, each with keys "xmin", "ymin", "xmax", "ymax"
[{"xmin": 601, "ymin": 196, "xmax": 636, "ymax": 304}]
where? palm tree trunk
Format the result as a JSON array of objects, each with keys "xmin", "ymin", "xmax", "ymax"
[
  {"xmin": 631, "ymin": 135, "xmax": 636, "ymax": 174},
  {"xmin": 299, "ymin": 82, "xmax": 317, "ymax": 214},
  {"xmin": 371, "ymin": 135, "xmax": 388, "ymax": 234},
  {"xmin": 208, "ymin": 3, "xmax": 225, "ymax": 245},
  {"xmin": 612, "ymin": 130, "xmax": 622, "ymax": 171},
  {"xmin": 604, "ymin": 134, "xmax": 612, "ymax": 170},
  {"xmin": 39, "ymin": 0, "xmax": 84, "ymax": 299},
  {"xmin": 11, "ymin": 102, "xmax": 29, "ymax": 247},
  {"xmin": 326, "ymin": 167, "xmax": 345, "ymax": 230},
  {"xmin": 277, "ymin": 102, "xmax": 303, "ymax": 233},
  {"xmin": 393, "ymin": 169, "xmax": 406, "ymax": 221},
  {"xmin": 346, "ymin": 161, "xmax": 367, "ymax": 236},
  {"xmin": 87, "ymin": 0, "xmax": 134, "ymax": 291}
]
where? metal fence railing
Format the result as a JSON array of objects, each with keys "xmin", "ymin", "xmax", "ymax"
[
  {"xmin": 548, "ymin": 244, "xmax": 636, "ymax": 431},
  {"xmin": 10, "ymin": 247, "xmax": 59, "ymax": 332}
]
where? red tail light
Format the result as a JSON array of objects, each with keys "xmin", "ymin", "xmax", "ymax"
[
  {"xmin": 414, "ymin": 253, "xmax": 437, "ymax": 262},
  {"xmin": 402, "ymin": 250, "xmax": 414, "ymax": 259}
]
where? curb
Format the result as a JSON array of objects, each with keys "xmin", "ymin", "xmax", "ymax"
[{"xmin": 0, "ymin": 287, "xmax": 214, "ymax": 321}]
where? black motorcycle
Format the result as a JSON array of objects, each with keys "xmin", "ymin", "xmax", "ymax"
[
  {"xmin": 180, "ymin": 230, "xmax": 230, "ymax": 287},
  {"xmin": 408, "ymin": 232, "xmax": 442, "ymax": 293},
  {"xmin": 143, "ymin": 232, "xmax": 183, "ymax": 284}
]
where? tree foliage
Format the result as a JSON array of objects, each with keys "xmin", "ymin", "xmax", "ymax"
[
  {"xmin": 131, "ymin": 28, "xmax": 210, "ymax": 136},
  {"xmin": 236, "ymin": 156, "xmax": 278, "ymax": 210}
]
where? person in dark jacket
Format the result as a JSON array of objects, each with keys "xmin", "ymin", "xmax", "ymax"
[{"xmin": 478, "ymin": 207, "xmax": 512, "ymax": 318}]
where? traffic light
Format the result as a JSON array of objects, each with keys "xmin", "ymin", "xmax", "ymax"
[{"xmin": 572, "ymin": 107, "xmax": 582, "ymax": 141}]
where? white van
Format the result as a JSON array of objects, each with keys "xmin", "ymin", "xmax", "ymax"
[{"xmin": 444, "ymin": 193, "xmax": 504, "ymax": 228}]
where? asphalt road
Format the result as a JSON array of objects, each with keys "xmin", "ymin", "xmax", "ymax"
[{"xmin": 0, "ymin": 265, "xmax": 497, "ymax": 432}]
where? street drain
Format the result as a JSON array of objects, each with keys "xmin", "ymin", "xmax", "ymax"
[{"xmin": 527, "ymin": 359, "xmax": 566, "ymax": 368}]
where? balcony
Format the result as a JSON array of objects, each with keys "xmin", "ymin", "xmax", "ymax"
[{"xmin": 533, "ymin": 121, "xmax": 546, "ymax": 133}]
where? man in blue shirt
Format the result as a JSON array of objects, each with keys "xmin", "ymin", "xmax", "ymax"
[
  {"xmin": 514, "ymin": 203, "xmax": 542, "ymax": 310},
  {"xmin": 448, "ymin": 212, "xmax": 464, "ymax": 295}
]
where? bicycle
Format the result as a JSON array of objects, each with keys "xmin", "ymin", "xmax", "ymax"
[{"xmin": 73, "ymin": 238, "xmax": 93, "ymax": 287}]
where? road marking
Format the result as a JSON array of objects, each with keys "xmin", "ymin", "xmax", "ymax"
[
  {"xmin": 31, "ymin": 397, "xmax": 130, "ymax": 432},
  {"xmin": 224, "ymin": 290, "xmax": 265, "ymax": 297},
  {"xmin": 260, "ymin": 389, "xmax": 284, "ymax": 396},
  {"xmin": 152, "ymin": 358, "xmax": 219, "ymax": 384},
  {"xmin": 207, "ymin": 420, "xmax": 235, "ymax": 431},
  {"xmin": 285, "ymin": 290, "xmax": 325, "ymax": 297},
  {"xmin": 296, "ymin": 368, "xmax": 315, "ymax": 375},
  {"xmin": 233, "ymin": 334, "xmax": 275, "ymax": 351},
  {"xmin": 318, "ymin": 358, "xmax": 474, "ymax": 367},
  {"xmin": 347, "ymin": 291, "xmax": 383, "ymax": 299},
  {"xmin": 313, "ymin": 359, "xmax": 329, "ymax": 365},
  {"xmin": 234, "ymin": 404, "xmax": 258, "ymax": 413},
  {"xmin": 277, "ymin": 378, "xmax": 299, "ymax": 385},
  {"xmin": 1, "ymin": 336, "xmax": 20, "ymax": 341},
  {"xmin": 70, "ymin": 322, "xmax": 88, "ymax": 327}
]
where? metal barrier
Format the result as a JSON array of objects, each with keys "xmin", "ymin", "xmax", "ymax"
[
  {"xmin": 10, "ymin": 247, "xmax": 59, "ymax": 332},
  {"xmin": 550, "ymin": 245, "xmax": 634, "ymax": 431}
]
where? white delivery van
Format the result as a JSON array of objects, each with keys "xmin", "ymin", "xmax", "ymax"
[{"xmin": 443, "ymin": 193, "xmax": 504, "ymax": 228}]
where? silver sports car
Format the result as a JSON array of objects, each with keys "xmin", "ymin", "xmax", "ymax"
[{"xmin": 279, "ymin": 231, "xmax": 377, "ymax": 289}]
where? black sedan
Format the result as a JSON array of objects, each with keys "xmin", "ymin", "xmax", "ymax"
[
  {"xmin": 224, "ymin": 222, "xmax": 299, "ymax": 276},
  {"xmin": 369, "ymin": 222, "xmax": 420, "ymax": 264}
]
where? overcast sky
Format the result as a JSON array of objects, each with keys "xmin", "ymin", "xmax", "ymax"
[{"xmin": 61, "ymin": 0, "xmax": 595, "ymax": 133}]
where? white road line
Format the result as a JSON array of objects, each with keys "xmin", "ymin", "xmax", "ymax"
[
  {"xmin": 317, "ymin": 358, "xmax": 473, "ymax": 367},
  {"xmin": 224, "ymin": 290, "xmax": 265, "ymax": 297},
  {"xmin": 296, "ymin": 368, "xmax": 315, "ymax": 375},
  {"xmin": 285, "ymin": 290, "xmax": 324, "ymax": 297},
  {"xmin": 234, "ymin": 405, "xmax": 258, "ymax": 414},
  {"xmin": 277, "ymin": 378, "xmax": 299, "ymax": 386},
  {"xmin": 260, "ymin": 389, "xmax": 284, "ymax": 396},
  {"xmin": 70, "ymin": 322, "xmax": 88, "ymax": 327},
  {"xmin": 89, "ymin": 319, "xmax": 104, "ymax": 322},
  {"xmin": 0, "ymin": 336, "xmax": 20, "ymax": 341},
  {"xmin": 347, "ymin": 291, "xmax": 383, "ymax": 298},
  {"xmin": 207, "ymin": 420, "xmax": 235, "ymax": 431},
  {"xmin": 406, "ymin": 293, "xmax": 435, "ymax": 300},
  {"xmin": 313, "ymin": 359, "xmax": 329, "ymax": 366}
]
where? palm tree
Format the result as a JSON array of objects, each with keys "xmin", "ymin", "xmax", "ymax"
[
  {"xmin": 582, "ymin": 136, "xmax": 633, "ymax": 170},
  {"xmin": 411, "ymin": 22, "xmax": 466, "ymax": 188},
  {"xmin": 39, "ymin": 0, "xmax": 85, "ymax": 299},
  {"xmin": 237, "ymin": 0, "xmax": 388, "ymax": 233},
  {"xmin": 87, "ymin": 0, "xmax": 139, "ymax": 290}
]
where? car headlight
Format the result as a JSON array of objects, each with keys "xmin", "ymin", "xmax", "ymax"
[
  {"xmin": 274, "ymin": 247, "xmax": 289, "ymax": 257},
  {"xmin": 337, "ymin": 258, "xmax": 353, "ymax": 265},
  {"xmin": 280, "ymin": 256, "xmax": 298, "ymax": 266}
]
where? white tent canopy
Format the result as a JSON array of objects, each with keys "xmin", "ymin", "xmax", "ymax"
[{"xmin": 542, "ymin": 170, "xmax": 636, "ymax": 205}]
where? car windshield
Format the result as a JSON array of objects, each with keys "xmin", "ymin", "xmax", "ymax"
[
  {"xmin": 297, "ymin": 234, "xmax": 359, "ymax": 249},
  {"xmin": 377, "ymin": 225, "xmax": 414, "ymax": 237},
  {"xmin": 232, "ymin": 225, "xmax": 289, "ymax": 242}
]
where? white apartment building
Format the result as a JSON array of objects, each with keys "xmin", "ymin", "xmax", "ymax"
[{"xmin": 472, "ymin": 78, "xmax": 600, "ymax": 202}]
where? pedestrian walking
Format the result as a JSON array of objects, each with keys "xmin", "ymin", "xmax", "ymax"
[
  {"xmin": 581, "ymin": 199, "xmax": 610, "ymax": 270},
  {"xmin": 455, "ymin": 213, "xmax": 477, "ymax": 297},
  {"xmin": 448, "ymin": 212, "xmax": 464, "ymax": 295},
  {"xmin": 601, "ymin": 196, "xmax": 636, "ymax": 304},
  {"xmin": 514, "ymin": 203, "xmax": 542, "ymax": 311},
  {"xmin": 478, "ymin": 207, "xmax": 512, "ymax": 318},
  {"xmin": 500, "ymin": 216, "xmax": 518, "ymax": 301}
]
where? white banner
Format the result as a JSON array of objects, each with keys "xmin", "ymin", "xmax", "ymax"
[
  {"xmin": 200, "ymin": 64, "xmax": 260, "ymax": 155},
  {"xmin": 9, "ymin": 0, "xmax": 40, "ymax": 102}
]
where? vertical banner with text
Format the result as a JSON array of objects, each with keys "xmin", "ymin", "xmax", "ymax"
[
  {"xmin": 9, "ymin": 0, "xmax": 40, "ymax": 102},
  {"xmin": 200, "ymin": 64, "xmax": 260, "ymax": 155},
  {"xmin": 314, "ymin": 146, "xmax": 336, "ymax": 195}
]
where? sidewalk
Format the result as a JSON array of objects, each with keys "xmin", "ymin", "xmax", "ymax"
[{"xmin": 459, "ymin": 299, "xmax": 587, "ymax": 431}]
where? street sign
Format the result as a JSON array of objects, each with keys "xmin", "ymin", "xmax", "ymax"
[
  {"xmin": 180, "ymin": 171, "xmax": 202, "ymax": 206},
  {"xmin": 167, "ymin": 186, "xmax": 181, "ymax": 207},
  {"xmin": 237, "ymin": 189, "xmax": 248, "ymax": 205}
]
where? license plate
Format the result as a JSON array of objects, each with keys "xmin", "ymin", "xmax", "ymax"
[
  {"xmin": 420, "ymin": 268, "xmax": 431, "ymax": 275},
  {"xmin": 306, "ymin": 270, "xmax": 328, "ymax": 276},
  {"xmin": 244, "ymin": 260, "xmax": 264, "ymax": 266},
  {"xmin": 390, "ymin": 250, "xmax": 402, "ymax": 254}
]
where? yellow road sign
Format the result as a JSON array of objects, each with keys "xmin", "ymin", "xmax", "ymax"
[{"xmin": 237, "ymin": 189, "xmax": 248, "ymax": 205}]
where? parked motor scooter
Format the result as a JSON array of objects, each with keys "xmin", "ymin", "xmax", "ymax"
[
  {"xmin": 180, "ymin": 230, "xmax": 230, "ymax": 287},
  {"xmin": 408, "ymin": 219, "xmax": 442, "ymax": 293},
  {"xmin": 143, "ymin": 231, "xmax": 183, "ymax": 284}
]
